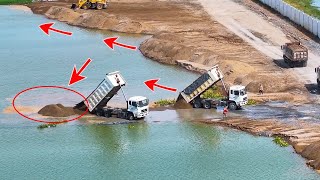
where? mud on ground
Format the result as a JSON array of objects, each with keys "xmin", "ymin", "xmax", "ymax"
[{"xmin": 28, "ymin": 0, "xmax": 308, "ymax": 101}]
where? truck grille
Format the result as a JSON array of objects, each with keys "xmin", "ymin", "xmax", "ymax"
[{"xmin": 141, "ymin": 109, "xmax": 147, "ymax": 112}]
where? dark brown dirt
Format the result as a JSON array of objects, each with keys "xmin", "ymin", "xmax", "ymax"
[
  {"xmin": 38, "ymin": 103, "xmax": 83, "ymax": 117},
  {"xmin": 173, "ymin": 95, "xmax": 192, "ymax": 109}
]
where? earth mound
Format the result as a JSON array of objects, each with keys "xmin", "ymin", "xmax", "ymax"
[
  {"xmin": 301, "ymin": 141, "xmax": 320, "ymax": 170},
  {"xmin": 38, "ymin": 104, "xmax": 83, "ymax": 117}
]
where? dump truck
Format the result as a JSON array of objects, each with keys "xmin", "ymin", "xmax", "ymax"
[
  {"xmin": 178, "ymin": 65, "xmax": 248, "ymax": 110},
  {"xmin": 75, "ymin": 71, "xmax": 149, "ymax": 120},
  {"xmin": 281, "ymin": 42, "xmax": 308, "ymax": 68},
  {"xmin": 315, "ymin": 66, "xmax": 320, "ymax": 88},
  {"xmin": 71, "ymin": 0, "xmax": 108, "ymax": 10}
]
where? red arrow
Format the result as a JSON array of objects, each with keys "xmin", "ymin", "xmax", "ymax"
[
  {"xmin": 103, "ymin": 37, "xmax": 137, "ymax": 50},
  {"xmin": 39, "ymin": 22, "xmax": 72, "ymax": 36},
  {"xmin": 144, "ymin": 79, "xmax": 177, "ymax": 92},
  {"xmin": 68, "ymin": 58, "xmax": 92, "ymax": 86}
]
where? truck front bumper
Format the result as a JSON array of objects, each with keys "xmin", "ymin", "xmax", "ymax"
[
  {"xmin": 239, "ymin": 100, "xmax": 248, "ymax": 106},
  {"xmin": 137, "ymin": 112, "xmax": 148, "ymax": 119}
]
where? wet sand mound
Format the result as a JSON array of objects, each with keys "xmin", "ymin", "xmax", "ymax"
[
  {"xmin": 38, "ymin": 104, "xmax": 83, "ymax": 117},
  {"xmin": 301, "ymin": 141, "xmax": 320, "ymax": 170}
]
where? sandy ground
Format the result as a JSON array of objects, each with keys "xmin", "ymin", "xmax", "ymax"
[
  {"xmin": 26, "ymin": 0, "xmax": 309, "ymax": 99},
  {"xmin": 9, "ymin": 5, "xmax": 32, "ymax": 12},
  {"xmin": 198, "ymin": 0, "xmax": 320, "ymax": 92}
]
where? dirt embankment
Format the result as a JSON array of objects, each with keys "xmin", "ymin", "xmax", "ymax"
[
  {"xmin": 202, "ymin": 118, "xmax": 320, "ymax": 171},
  {"xmin": 27, "ymin": 0, "xmax": 307, "ymax": 97}
]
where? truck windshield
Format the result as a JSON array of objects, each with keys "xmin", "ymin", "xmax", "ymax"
[
  {"xmin": 137, "ymin": 99, "xmax": 149, "ymax": 107},
  {"xmin": 240, "ymin": 90, "xmax": 246, "ymax": 96}
]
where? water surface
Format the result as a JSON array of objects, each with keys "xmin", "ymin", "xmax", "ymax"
[{"xmin": 0, "ymin": 6, "xmax": 319, "ymax": 180}]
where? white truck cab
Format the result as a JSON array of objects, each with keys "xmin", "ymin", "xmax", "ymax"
[
  {"xmin": 228, "ymin": 85, "xmax": 248, "ymax": 110},
  {"xmin": 127, "ymin": 96, "xmax": 149, "ymax": 119}
]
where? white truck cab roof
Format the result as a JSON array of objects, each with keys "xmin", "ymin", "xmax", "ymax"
[
  {"xmin": 128, "ymin": 96, "xmax": 148, "ymax": 102},
  {"xmin": 230, "ymin": 85, "xmax": 246, "ymax": 91}
]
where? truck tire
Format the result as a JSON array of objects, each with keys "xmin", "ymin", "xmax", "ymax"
[
  {"xmin": 203, "ymin": 101, "xmax": 211, "ymax": 109},
  {"xmin": 317, "ymin": 79, "xmax": 320, "ymax": 88},
  {"xmin": 82, "ymin": 4, "xmax": 88, "ymax": 9},
  {"xmin": 95, "ymin": 109, "xmax": 104, "ymax": 117},
  {"xmin": 302, "ymin": 61, "xmax": 307, "ymax": 67},
  {"xmin": 96, "ymin": 3, "xmax": 103, "ymax": 10},
  {"xmin": 127, "ymin": 113, "xmax": 134, "ymax": 120},
  {"xmin": 228, "ymin": 102, "xmax": 237, "ymax": 111},
  {"xmin": 103, "ymin": 4, "xmax": 107, "ymax": 9},
  {"xmin": 193, "ymin": 101, "xmax": 202, "ymax": 108}
]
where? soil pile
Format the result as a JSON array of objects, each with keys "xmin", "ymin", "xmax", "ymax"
[
  {"xmin": 301, "ymin": 141, "xmax": 320, "ymax": 170},
  {"xmin": 174, "ymin": 95, "xmax": 192, "ymax": 109},
  {"xmin": 38, "ymin": 104, "xmax": 83, "ymax": 117}
]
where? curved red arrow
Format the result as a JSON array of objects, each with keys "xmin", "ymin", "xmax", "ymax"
[
  {"xmin": 39, "ymin": 22, "xmax": 72, "ymax": 36},
  {"xmin": 144, "ymin": 79, "xmax": 177, "ymax": 92},
  {"xmin": 68, "ymin": 58, "xmax": 92, "ymax": 86},
  {"xmin": 103, "ymin": 37, "xmax": 137, "ymax": 50}
]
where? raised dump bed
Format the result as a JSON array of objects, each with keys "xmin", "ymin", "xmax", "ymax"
[{"xmin": 179, "ymin": 65, "xmax": 224, "ymax": 103}]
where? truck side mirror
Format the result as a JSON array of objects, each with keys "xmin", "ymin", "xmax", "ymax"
[
  {"xmin": 316, "ymin": 68, "xmax": 317, "ymax": 73},
  {"xmin": 280, "ymin": 45, "xmax": 283, "ymax": 50}
]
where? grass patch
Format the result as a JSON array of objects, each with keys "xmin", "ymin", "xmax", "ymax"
[
  {"xmin": 201, "ymin": 86, "xmax": 224, "ymax": 99},
  {"xmin": 37, "ymin": 124, "xmax": 57, "ymax": 129},
  {"xmin": 273, "ymin": 136, "xmax": 289, "ymax": 147},
  {"xmin": 284, "ymin": 0, "xmax": 320, "ymax": 19},
  {"xmin": 154, "ymin": 99, "xmax": 176, "ymax": 106},
  {"xmin": 246, "ymin": 99, "xmax": 257, "ymax": 106},
  {"xmin": 0, "ymin": 0, "xmax": 32, "ymax": 5}
]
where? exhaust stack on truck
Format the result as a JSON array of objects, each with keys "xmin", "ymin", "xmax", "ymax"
[{"xmin": 178, "ymin": 65, "xmax": 248, "ymax": 110}]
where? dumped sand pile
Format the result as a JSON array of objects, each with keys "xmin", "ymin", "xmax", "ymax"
[
  {"xmin": 235, "ymin": 72, "xmax": 304, "ymax": 93},
  {"xmin": 174, "ymin": 95, "xmax": 192, "ymax": 109},
  {"xmin": 301, "ymin": 141, "xmax": 320, "ymax": 170},
  {"xmin": 38, "ymin": 104, "xmax": 83, "ymax": 117}
]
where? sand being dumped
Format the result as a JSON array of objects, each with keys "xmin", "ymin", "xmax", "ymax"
[
  {"xmin": 173, "ymin": 95, "xmax": 192, "ymax": 109},
  {"xmin": 38, "ymin": 104, "xmax": 84, "ymax": 117}
]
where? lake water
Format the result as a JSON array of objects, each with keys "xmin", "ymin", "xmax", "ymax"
[
  {"xmin": 0, "ymin": 6, "xmax": 319, "ymax": 179},
  {"xmin": 313, "ymin": 0, "xmax": 320, "ymax": 8}
]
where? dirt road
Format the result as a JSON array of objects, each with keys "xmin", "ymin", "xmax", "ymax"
[{"xmin": 198, "ymin": 0, "xmax": 320, "ymax": 85}]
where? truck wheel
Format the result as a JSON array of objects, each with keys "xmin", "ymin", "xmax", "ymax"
[
  {"xmin": 193, "ymin": 101, "xmax": 202, "ymax": 108},
  {"xmin": 127, "ymin": 113, "xmax": 134, "ymax": 120},
  {"xmin": 203, "ymin": 101, "xmax": 211, "ymax": 109},
  {"xmin": 302, "ymin": 61, "xmax": 307, "ymax": 67},
  {"xmin": 96, "ymin": 3, "xmax": 103, "ymax": 10},
  {"xmin": 103, "ymin": 4, "xmax": 107, "ymax": 9},
  {"xmin": 95, "ymin": 109, "xmax": 104, "ymax": 117},
  {"xmin": 317, "ymin": 79, "xmax": 320, "ymax": 88},
  {"xmin": 82, "ymin": 4, "xmax": 88, "ymax": 9},
  {"xmin": 289, "ymin": 61, "xmax": 294, "ymax": 68},
  {"xmin": 228, "ymin": 102, "xmax": 237, "ymax": 111}
]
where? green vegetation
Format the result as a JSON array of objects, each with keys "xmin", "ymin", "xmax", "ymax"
[
  {"xmin": 154, "ymin": 99, "xmax": 176, "ymax": 106},
  {"xmin": 284, "ymin": 0, "xmax": 320, "ymax": 19},
  {"xmin": 37, "ymin": 124, "xmax": 57, "ymax": 129},
  {"xmin": 0, "ymin": 0, "xmax": 32, "ymax": 5},
  {"xmin": 246, "ymin": 99, "xmax": 257, "ymax": 106},
  {"xmin": 201, "ymin": 86, "xmax": 224, "ymax": 99},
  {"xmin": 273, "ymin": 136, "xmax": 289, "ymax": 147}
]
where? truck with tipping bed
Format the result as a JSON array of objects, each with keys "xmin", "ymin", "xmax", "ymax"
[
  {"xmin": 281, "ymin": 42, "xmax": 308, "ymax": 68},
  {"xmin": 75, "ymin": 71, "xmax": 149, "ymax": 120},
  {"xmin": 178, "ymin": 65, "xmax": 248, "ymax": 110}
]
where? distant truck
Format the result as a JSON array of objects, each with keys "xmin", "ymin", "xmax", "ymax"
[
  {"xmin": 315, "ymin": 67, "xmax": 320, "ymax": 88},
  {"xmin": 75, "ymin": 71, "xmax": 149, "ymax": 120},
  {"xmin": 281, "ymin": 42, "xmax": 308, "ymax": 68},
  {"xmin": 178, "ymin": 65, "xmax": 248, "ymax": 110}
]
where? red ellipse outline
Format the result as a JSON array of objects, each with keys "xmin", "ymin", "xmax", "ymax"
[{"xmin": 12, "ymin": 86, "xmax": 89, "ymax": 124}]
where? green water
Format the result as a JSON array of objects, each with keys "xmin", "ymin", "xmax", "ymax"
[{"xmin": 0, "ymin": 6, "xmax": 319, "ymax": 180}]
